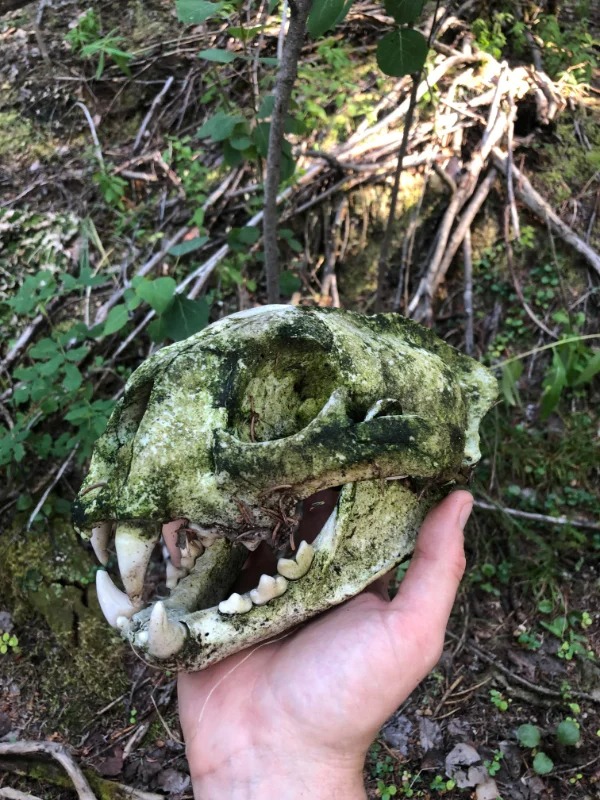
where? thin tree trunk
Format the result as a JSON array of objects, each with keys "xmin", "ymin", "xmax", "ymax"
[{"xmin": 263, "ymin": 0, "xmax": 312, "ymax": 303}]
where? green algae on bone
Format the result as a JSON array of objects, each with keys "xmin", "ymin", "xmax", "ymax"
[{"xmin": 74, "ymin": 305, "xmax": 497, "ymax": 670}]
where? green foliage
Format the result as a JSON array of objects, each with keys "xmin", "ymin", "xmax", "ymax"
[
  {"xmin": 66, "ymin": 10, "xmax": 133, "ymax": 78},
  {"xmin": 0, "ymin": 632, "xmax": 19, "ymax": 655},
  {"xmin": 176, "ymin": 0, "xmax": 224, "ymax": 24},
  {"xmin": 490, "ymin": 689, "xmax": 510, "ymax": 712},
  {"xmin": 532, "ymin": 752, "xmax": 554, "ymax": 775},
  {"xmin": 484, "ymin": 750, "xmax": 503, "ymax": 777},
  {"xmin": 517, "ymin": 724, "xmax": 541, "ymax": 748},
  {"xmin": 307, "ymin": 0, "xmax": 347, "ymax": 38},
  {"xmin": 556, "ymin": 719, "xmax": 580, "ymax": 746}
]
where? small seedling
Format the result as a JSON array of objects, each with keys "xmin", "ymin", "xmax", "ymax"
[
  {"xmin": 490, "ymin": 689, "xmax": 510, "ymax": 711},
  {"xmin": 0, "ymin": 632, "xmax": 19, "ymax": 655}
]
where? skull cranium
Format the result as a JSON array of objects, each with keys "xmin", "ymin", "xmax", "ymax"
[{"xmin": 73, "ymin": 305, "xmax": 497, "ymax": 670}]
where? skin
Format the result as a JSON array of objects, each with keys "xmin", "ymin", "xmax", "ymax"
[{"xmin": 178, "ymin": 490, "xmax": 472, "ymax": 799}]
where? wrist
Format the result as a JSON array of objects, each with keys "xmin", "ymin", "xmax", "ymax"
[{"xmin": 189, "ymin": 747, "xmax": 366, "ymax": 800}]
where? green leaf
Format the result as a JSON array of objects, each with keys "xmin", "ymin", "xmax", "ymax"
[
  {"xmin": 384, "ymin": 0, "xmax": 425, "ymax": 25},
  {"xmin": 65, "ymin": 346, "xmax": 90, "ymax": 362},
  {"xmin": 198, "ymin": 48, "xmax": 237, "ymax": 63},
  {"xmin": 279, "ymin": 271, "xmax": 302, "ymax": 296},
  {"xmin": 307, "ymin": 0, "xmax": 345, "ymax": 37},
  {"xmin": 29, "ymin": 338, "xmax": 59, "ymax": 360},
  {"xmin": 168, "ymin": 236, "xmax": 209, "ymax": 257},
  {"xmin": 257, "ymin": 95, "xmax": 275, "ymax": 119},
  {"xmin": 556, "ymin": 720, "xmax": 580, "ymax": 746},
  {"xmin": 573, "ymin": 350, "xmax": 600, "ymax": 387},
  {"xmin": 103, "ymin": 305, "xmax": 129, "ymax": 336},
  {"xmin": 500, "ymin": 360, "xmax": 523, "ymax": 407},
  {"xmin": 197, "ymin": 111, "xmax": 245, "ymax": 142},
  {"xmin": 376, "ymin": 28, "xmax": 429, "ymax": 77},
  {"xmin": 63, "ymin": 363, "xmax": 83, "ymax": 392},
  {"xmin": 532, "ymin": 752, "xmax": 554, "ymax": 775},
  {"xmin": 135, "ymin": 277, "xmax": 177, "ymax": 314},
  {"xmin": 228, "ymin": 226, "xmax": 260, "ymax": 247},
  {"xmin": 517, "ymin": 724, "xmax": 541, "ymax": 748},
  {"xmin": 540, "ymin": 350, "xmax": 567, "ymax": 419},
  {"xmin": 149, "ymin": 295, "xmax": 210, "ymax": 342},
  {"xmin": 176, "ymin": 0, "xmax": 223, "ymax": 24},
  {"xmin": 37, "ymin": 355, "xmax": 64, "ymax": 376}
]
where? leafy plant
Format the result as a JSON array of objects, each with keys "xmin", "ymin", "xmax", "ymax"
[
  {"xmin": 66, "ymin": 9, "xmax": 134, "ymax": 78},
  {"xmin": 0, "ymin": 632, "xmax": 19, "ymax": 655},
  {"xmin": 484, "ymin": 749, "xmax": 504, "ymax": 776},
  {"xmin": 490, "ymin": 689, "xmax": 510, "ymax": 712}
]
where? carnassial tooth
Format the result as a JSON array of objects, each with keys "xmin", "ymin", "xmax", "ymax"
[
  {"xmin": 180, "ymin": 540, "xmax": 204, "ymax": 571},
  {"xmin": 249, "ymin": 574, "xmax": 288, "ymax": 606},
  {"xmin": 166, "ymin": 560, "xmax": 187, "ymax": 590},
  {"xmin": 162, "ymin": 519, "xmax": 187, "ymax": 568},
  {"xmin": 187, "ymin": 523, "xmax": 219, "ymax": 548},
  {"xmin": 96, "ymin": 569, "xmax": 139, "ymax": 628},
  {"xmin": 147, "ymin": 600, "xmax": 186, "ymax": 658},
  {"xmin": 115, "ymin": 522, "xmax": 159, "ymax": 603},
  {"xmin": 91, "ymin": 522, "xmax": 112, "ymax": 565},
  {"xmin": 277, "ymin": 540, "xmax": 315, "ymax": 580},
  {"xmin": 218, "ymin": 592, "xmax": 253, "ymax": 615}
]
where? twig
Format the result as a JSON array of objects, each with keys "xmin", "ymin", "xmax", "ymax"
[
  {"xmin": 0, "ymin": 742, "xmax": 97, "ymax": 800},
  {"xmin": 33, "ymin": 0, "xmax": 49, "ymax": 61},
  {"xmin": 474, "ymin": 499, "xmax": 600, "ymax": 531},
  {"xmin": 463, "ymin": 227, "xmax": 474, "ymax": 355},
  {"xmin": 133, "ymin": 76, "xmax": 174, "ymax": 153},
  {"xmin": 375, "ymin": 73, "xmax": 421, "ymax": 311},
  {"xmin": 0, "ymin": 790, "xmax": 43, "ymax": 800},
  {"xmin": 75, "ymin": 102, "xmax": 104, "ymax": 167},
  {"xmin": 492, "ymin": 148, "xmax": 600, "ymax": 278}
]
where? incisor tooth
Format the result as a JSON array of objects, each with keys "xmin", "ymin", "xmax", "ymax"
[
  {"xmin": 147, "ymin": 601, "xmax": 186, "ymax": 658},
  {"xmin": 277, "ymin": 540, "xmax": 315, "ymax": 580},
  {"xmin": 218, "ymin": 592, "xmax": 253, "ymax": 614},
  {"xmin": 115, "ymin": 522, "xmax": 159, "ymax": 602},
  {"xmin": 96, "ymin": 569, "xmax": 139, "ymax": 628},
  {"xmin": 187, "ymin": 523, "xmax": 219, "ymax": 548},
  {"xmin": 91, "ymin": 522, "xmax": 112, "ymax": 565},
  {"xmin": 249, "ymin": 574, "xmax": 288, "ymax": 606}
]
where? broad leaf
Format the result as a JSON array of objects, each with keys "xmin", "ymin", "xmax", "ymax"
[
  {"xmin": 573, "ymin": 349, "xmax": 600, "ymax": 386},
  {"xmin": 556, "ymin": 720, "xmax": 580, "ymax": 746},
  {"xmin": 376, "ymin": 27, "xmax": 428, "ymax": 76},
  {"xmin": 540, "ymin": 350, "xmax": 567, "ymax": 419},
  {"xmin": 149, "ymin": 295, "xmax": 210, "ymax": 342},
  {"xmin": 176, "ymin": 0, "xmax": 223, "ymax": 24},
  {"xmin": 103, "ymin": 304, "xmax": 129, "ymax": 335},
  {"xmin": 532, "ymin": 752, "xmax": 553, "ymax": 775},
  {"xmin": 517, "ymin": 724, "xmax": 541, "ymax": 748},
  {"xmin": 169, "ymin": 236, "xmax": 209, "ymax": 257},
  {"xmin": 135, "ymin": 277, "xmax": 177, "ymax": 314},
  {"xmin": 384, "ymin": 0, "xmax": 424, "ymax": 25},
  {"xmin": 307, "ymin": 0, "xmax": 345, "ymax": 37},
  {"xmin": 500, "ymin": 360, "xmax": 523, "ymax": 407},
  {"xmin": 279, "ymin": 270, "xmax": 301, "ymax": 295},
  {"xmin": 198, "ymin": 48, "xmax": 237, "ymax": 63},
  {"xmin": 197, "ymin": 111, "xmax": 245, "ymax": 142}
]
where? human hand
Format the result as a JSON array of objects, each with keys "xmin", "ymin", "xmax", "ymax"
[{"xmin": 178, "ymin": 490, "xmax": 471, "ymax": 799}]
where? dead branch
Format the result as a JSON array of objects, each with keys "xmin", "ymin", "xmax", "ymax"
[
  {"xmin": 474, "ymin": 499, "xmax": 600, "ymax": 531},
  {"xmin": 492, "ymin": 148, "xmax": 600, "ymax": 278},
  {"xmin": 133, "ymin": 76, "xmax": 174, "ymax": 153},
  {"xmin": 0, "ymin": 790, "xmax": 43, "ymax": 800},
  {"xmin": 0, "ymin": 742, "xmax": 97, "ymax": 800},
  {"xmin": 463, "ymin": 228, "xmax": 474, "ymax": 355}
]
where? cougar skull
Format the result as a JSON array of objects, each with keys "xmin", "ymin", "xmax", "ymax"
[{"xmin": 73, "ymin": 306, "xmax": 497, "ymax": 671}]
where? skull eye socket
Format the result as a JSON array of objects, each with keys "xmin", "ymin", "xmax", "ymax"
[{"xmin": 228, "ymin": 340, "xmax": 340, "ymax": 442}]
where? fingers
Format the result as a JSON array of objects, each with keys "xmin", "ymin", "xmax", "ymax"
[{"xmin": 391, "ymin": 491, "xmax": 470, "ymax": 635}]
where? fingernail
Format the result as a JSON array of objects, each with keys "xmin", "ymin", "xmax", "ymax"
[{"xmin": 458, "ymin": 500, "xmax": 473, "ymax": 530}]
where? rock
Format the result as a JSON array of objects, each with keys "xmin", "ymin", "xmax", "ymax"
[
  {"xmin": 381, "ymin": 713, "xmax": 414, "ymax": 755},
  {"xmin": 419, "ymin": 716, "xmax": 442, "ymax": 753},
  {"xmin": 476, "ymin": 779, "xmax": 500, "ymax": 799}
]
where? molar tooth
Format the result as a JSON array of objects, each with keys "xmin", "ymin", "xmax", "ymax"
[
  {"xmin": 162, "ymin": 519, "xmax": 186, "ymax": 568},
  {"xmin": 147, "ymin": 601, "xmax": 186, "ymax": 659},
  {"xmin": 96, "ymin": 569, "xmax": 139, "ymax": 628},
  {"xmin": 249, "ymin": 574, "xmax": 288, "ymax": 606},
  {"xmin": 91, "ymin": 522, "xmax": 112, "ymax": 565},
  {"xmin": 218, "ymin": 592, "xmax": 253, "ymax": 615},
  {"xmin": 115, "ymin": 522, "xmax": 159, "ymax": 603},
  {"xmin": 277, "ymin": 540, "xmax": 315, "ymax": 580}
]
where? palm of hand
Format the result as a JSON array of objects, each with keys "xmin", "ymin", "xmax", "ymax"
[{"xmin": 178, "ymin": 491, "xmax": 469, "ymax": 783}]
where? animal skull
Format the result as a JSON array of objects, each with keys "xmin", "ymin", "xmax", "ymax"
[{"xmin": 73, "ymin": 305, "xmax": 497, "ymax": 670}]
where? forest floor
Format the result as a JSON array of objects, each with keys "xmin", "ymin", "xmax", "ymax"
[{"xmin": 0, "ymin": 1, "xmax": 599, "ymax": 799}]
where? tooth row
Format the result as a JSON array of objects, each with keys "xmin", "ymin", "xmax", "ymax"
[
  {"xmin": 96, "ymin": 569, "xmax": 141, "ymax": 627},
  {"xmin": 277, "ymin": 541, "xmax": 314, "ymax": 580}
]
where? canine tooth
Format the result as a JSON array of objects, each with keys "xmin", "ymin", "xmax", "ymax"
[
  {"xmin": 147, "ymin": 601, "xmax": 186, "ymax": 658},
  {"xmin": 218, "ymin": 592, "xmax": 253, "ymax": 614},
  {"xmin": 96, "ymin": 569, "xmax": 139, "ymax": 628},
  {"xmin": 91, "ymin": 522, "xmax": 112, "ymax": 565},
  {"xmin": 187, "ymin": 523, "xmax": 218, "ymax": 548},
  {"xmin": 180, "ymin": 540, "xmax": 204, "ymax": 571},
  {"xmin": 115, "ymin": 522, "xmax": 159, "ymax": 602},
  {"xmin": 277, "ymin": 540, "xmax": 315, "ymax": 580},
  {"xmin": 162, "ymin": 519, "xmax": 186, "ymax": 568},
  {"xmin": 166, "ymin": 561, "xmax": 187, "ymax": 590},
  {"xmin": 116, "ymin": 615, "xmax": 130, "ymax": 631},
  {"xmin": 250, "ymin": 574, "xmax": 288, "ymax": 606}
]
